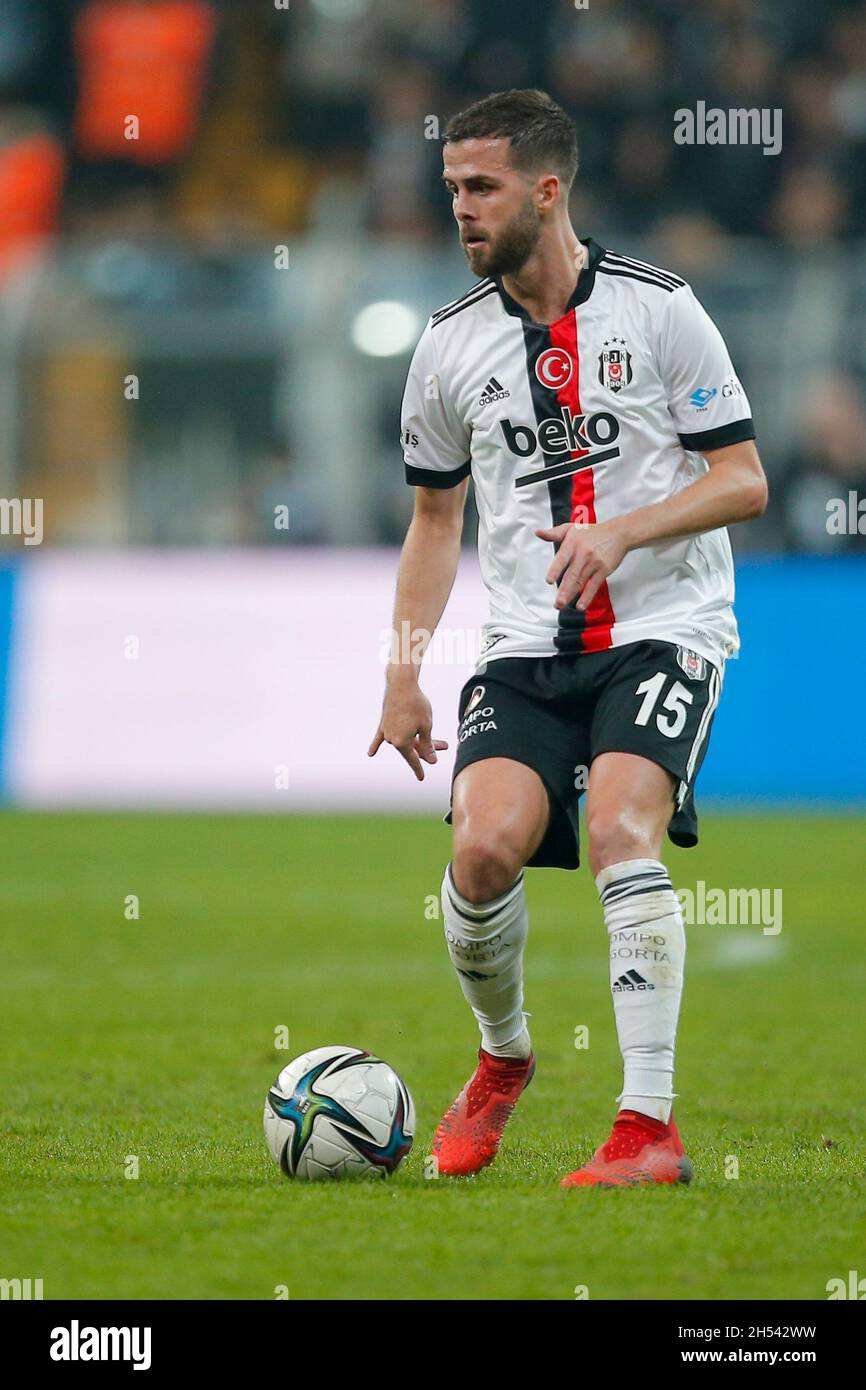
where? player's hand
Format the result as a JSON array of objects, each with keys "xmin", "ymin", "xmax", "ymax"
[
  {"xmin": 367, "ymin": 676, "xmax": 448, "ymax": 782},
  {"xmin": 535, "ymin": 518, "xmax": 632, "ymax": 612}
]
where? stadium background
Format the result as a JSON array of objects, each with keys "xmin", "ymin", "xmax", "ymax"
[
  {"xmin": 0, "ymin": 0, "xmax": 865, "ymax": 1306},
  {"xmin": 0, "ymin": 0, "xmax": 865, "ymax": 807}
]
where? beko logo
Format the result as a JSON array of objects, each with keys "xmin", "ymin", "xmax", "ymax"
[
  {"xmin": 500, "ymin": 407, "xmax": 619, "ymax": 459},
  {"xmin": 500, "ymin": 407, "xmax": 622, "ymax": 490}
]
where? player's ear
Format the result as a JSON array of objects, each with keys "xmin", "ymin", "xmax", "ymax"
[{"xmin": 536, "ymin": 172, "xmax": 561, "ymax": 213}]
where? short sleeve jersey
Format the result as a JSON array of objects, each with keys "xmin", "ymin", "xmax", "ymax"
[{"xmin": 400, "ymin": 239, "xmax": 755, "ymax": 669}]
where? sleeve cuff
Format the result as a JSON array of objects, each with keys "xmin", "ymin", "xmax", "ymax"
[
  {"xmin": 404, "ymin": 460, "xmax": 471, "ymax": 488},
  {"xmin": 677, "ymin": 418, "xmax": 756, "ymax": 452}
]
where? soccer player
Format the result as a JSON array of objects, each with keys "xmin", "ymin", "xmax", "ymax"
[{"xmin": 368, "ymin": 89, "xmax": 767, "ymax": 1187}]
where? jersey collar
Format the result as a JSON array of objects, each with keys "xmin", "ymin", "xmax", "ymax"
[{"xmin": 494, "ymin": 237, "xmax": 605, "ymax": 325}]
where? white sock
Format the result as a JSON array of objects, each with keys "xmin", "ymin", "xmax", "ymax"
[
  {"xmin": 596, "ymin": 858, "xmax": 685, "ymax": 1124},
  {"xmin": 441, "ymin": 863, "xmax": 532, "ymax": 1059}
]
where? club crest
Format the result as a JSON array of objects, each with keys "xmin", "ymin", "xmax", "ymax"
[
  {"xmin": 676, "ymin": 647, "xmax": 706, "ymax": 681},
  {"xmin": 598, "ymin": 337, "xmax": 633, "ymax": 394}
]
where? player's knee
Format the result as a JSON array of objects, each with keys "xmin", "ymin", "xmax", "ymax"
[
  {"xmin": 451, "ymin": 827, "xmax": 525, "ymax": 905},
  {"xmin": 586, "ymin": 805, "xmax": 657, "ymax": 876}
]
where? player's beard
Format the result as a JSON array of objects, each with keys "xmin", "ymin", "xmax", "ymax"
[{"xmin": 461, "ymin": 196, "xmax": 541, "ymax": 278}]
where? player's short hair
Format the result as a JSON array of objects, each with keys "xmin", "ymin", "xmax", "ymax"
[{"xmin": 443, "ymin": 89, "xmax": 579, "ymax": 192}]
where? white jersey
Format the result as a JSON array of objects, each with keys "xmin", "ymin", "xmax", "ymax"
[{"xmin": 400, "ymin": 239, "xmax": 755, "ymax": 671}]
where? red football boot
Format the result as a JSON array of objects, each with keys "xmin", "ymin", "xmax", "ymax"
[
  {"xmin": 433, "ymin": 1047, "xmax": 535, "ymax": 1176},
  {"xmin": 560, "ymin": 1109, "xmax": 693, "ymax": 1188}
]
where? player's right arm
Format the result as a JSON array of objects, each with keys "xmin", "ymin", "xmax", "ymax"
[
  {"xmin": 368, "ymin": 315, "xmax": 472, "ymax": 781},
  {"xmin": 368, "ymin": 479, "xmax": 468, "ymax": 780}
]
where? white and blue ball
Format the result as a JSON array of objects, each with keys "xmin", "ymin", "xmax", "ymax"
[{"xmin": 263, "ymin": 1045, "xmax": 415, "ymax": 1181}]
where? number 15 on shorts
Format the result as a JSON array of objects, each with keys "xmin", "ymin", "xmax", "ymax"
[{"xmin": 634, "ymin": 672, "xmax": 693, "ymax": 738}]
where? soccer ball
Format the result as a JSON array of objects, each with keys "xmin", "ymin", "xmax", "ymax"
[{"xmin": 263, "ymin": 1045, "xmax": 415, "ymax": 1181}]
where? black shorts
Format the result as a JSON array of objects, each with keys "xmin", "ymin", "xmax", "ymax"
[{"xmin": 446, "ymin": 640, "xmax": 722, "ymax": 870}]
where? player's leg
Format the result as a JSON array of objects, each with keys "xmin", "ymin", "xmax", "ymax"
[
  {"xmin": 433, "ymin": 758, "xmax": 548, "ymax": 1176},
  {"xmin": 434, "ymin": 662, "xmax": 585, "ymax": 1176},
  {"xmin": 587, "ymin": 751, "xmax": 686, "ymax": 1119},
  {"xmin": 562, "ymin": 749, "xmax": 692, "ymax": 1187},
  {"xmin": 440, "ymin": 663, "xmax": 581, "ymax": 1062},
  {"xmin": 446, "ymin": 755, "xmax": 549, "ymax": 1056},
  {"xmin": 561, "ymin": 641, "xmax": 721, "ymax": 1188},
  {"xmin": 585, "ymin": 749, "xmax": 674, "ymax": 878}
]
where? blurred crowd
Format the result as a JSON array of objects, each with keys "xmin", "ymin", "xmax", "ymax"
[
  {"xmin": 1, "ymin": 0, "xmax": 865, "ymax": 550},
  {"xmin": 5, "ymin": 0, "xmax": 866, "ymax": 255}
]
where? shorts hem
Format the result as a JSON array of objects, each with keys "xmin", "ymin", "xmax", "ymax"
[{"xmin": 446, "ymin": 750, "xmax": 580, "ymax": 871}]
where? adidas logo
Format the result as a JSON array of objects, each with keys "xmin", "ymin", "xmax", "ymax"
[
  {"xmin": 478, "ymin": 376, "xmax": 510, "ymax": 406},
  {"xmin": 612, "ymin": 970, "xmax": 655, "ymax": 993}
]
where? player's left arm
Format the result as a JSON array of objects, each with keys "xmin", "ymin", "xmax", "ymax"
[{"xmin": 538, "ymin": 438, "xmax": 767, "ymax": 612}]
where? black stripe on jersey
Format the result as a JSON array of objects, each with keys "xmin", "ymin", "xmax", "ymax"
[
  {"xmin": 431, "ymin": 283, "xmax": 497, "ymax": 328},
  {"xmin": 600, "ymin": 251, "xmax": 685, "ymax": 289},
  {"xmin": 519, "ymin": 321, "xmax": 590, "ymax": 654},
  {"xmin": 431, "ymin": 278, "xmax": 493, "ymax": 321},
  {"xmin": 598, "ymin": 263, "xmax": 678, "ymax": 293},
  {"xmin": 495, "ymin": 239, "xmax": 606, "ymax": 322},
  {"xmin": 677, "ymin": 418, "xmax": 756, "ymax": 452},
  {"xmin": 404, "ymin": 459, "xmax": 471, "ymax": 488},
  {"xmin": 515, "ymin": 446, "xmax": 619, "ymax": 489}
]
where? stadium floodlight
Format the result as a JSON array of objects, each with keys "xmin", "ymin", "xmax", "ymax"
[{"xmin": 350, "ymin": 301, "xmax": 420, "ymax": 357}]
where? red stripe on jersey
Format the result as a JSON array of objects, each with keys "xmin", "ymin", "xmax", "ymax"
[{"xmin": 549, "ymin": 311, "xmax": 615, "ymax": 651}]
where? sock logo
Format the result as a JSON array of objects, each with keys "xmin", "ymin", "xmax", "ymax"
[
  {"xmin": 612, "ymin": 970, "xmax": 655, "ymax": 993},
  {"xmin": 444, "ymin": 928, "xmax": 502, "ymax": 964}
]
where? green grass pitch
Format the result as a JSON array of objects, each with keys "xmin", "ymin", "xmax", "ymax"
[{"xmin": 1, "ymin": 810, "xmax": 863, "ymax": 1301}]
